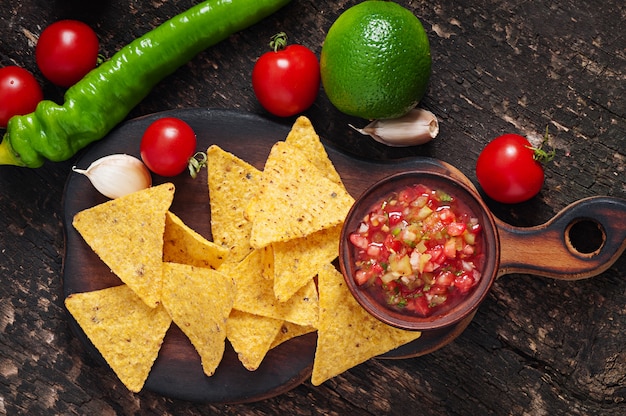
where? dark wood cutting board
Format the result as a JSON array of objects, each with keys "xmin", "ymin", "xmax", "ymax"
[{"xmin": 62, "ymin": 108, "xmax": 474, "ymax": 403}]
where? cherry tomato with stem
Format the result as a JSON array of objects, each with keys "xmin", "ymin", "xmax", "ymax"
[
  {"xmin": 0, "ymin": 66, "xmax": 43, "ymax": 128},
  {"xmin": 476, "ymin": 130, "xmax": 555, "ymax": 204},
  {"xmin": 252, "ymin": 32, "xmax": 320, "ymax": 117},
  {"xmin": 36, "ymin": 20, "xmax": 100, "ymax": 87},
  {"xmin": 140, "ymin": 117, "xmax": 201, "ymax": 177}
]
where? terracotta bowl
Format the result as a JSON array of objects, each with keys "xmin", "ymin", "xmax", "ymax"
[{"xmin": 339, "ymin": 170, "xmax": 500, "ymax": 331}]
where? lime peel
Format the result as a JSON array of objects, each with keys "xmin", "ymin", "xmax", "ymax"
[{"xmin": 320, "ymin": 1, "xmax": 432, "ymax": 120}]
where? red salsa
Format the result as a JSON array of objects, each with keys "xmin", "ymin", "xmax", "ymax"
[{"xmin": 349, "ymin": 184, "xmax": 485, "ymax": 317}]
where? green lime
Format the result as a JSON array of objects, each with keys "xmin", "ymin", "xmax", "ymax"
[{"xmin": 320, "ymin": 1, "xmax": 431, "ymax": 120}]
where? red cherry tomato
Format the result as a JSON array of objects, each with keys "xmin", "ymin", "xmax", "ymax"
[
  {"xmin": 476, "ymin": 133, "xmax": 546, "ymax": 204},
  {"xmin": 36, "ymin": 20, "xmax": 99, "ymax": 87},
  {"xmin": 0, "ymin": 66, "xmax": 43, "ymax": 128},
  {"xmin": 140, "ymin": 117, "xmax": 197, "ymax": 177},
  {"xmin": 252, "ymin": 33, "xmax": 320, "ymax": 117}
]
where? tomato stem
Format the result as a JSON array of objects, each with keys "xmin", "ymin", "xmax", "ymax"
[
  {"xmin": 528, "ymin": 126, "xmax": 556, "ymax": 164},
  {"xmin": 96, "ymin": 53, "xmax": 106, "ymax": 67},
  {"xmin": 188, "ymin": 151, "xmax": 207, "ymax": 179},
  {"xmin": 269, "ymin": 32, "xmax": 288, "ymax": 52}
]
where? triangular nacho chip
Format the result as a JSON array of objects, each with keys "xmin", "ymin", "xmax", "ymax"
[
  {"xmin": 311, "ymin": 264, "xmax": 422, "ymax": 386},
  {"xmin": 272, "ymin": 224, "xmax": 341, "ymax": 302},
  {"xmin": 284, "ymin": 116, "xmax": 343, "ymax": 187},
  {"xmin": 163, "ymin": 211, "xmax": 228, "ymax": 268},
  {"xmin": 207, "ymin": 145, "xmax": 261, "ymax": 263},
  {"xmin": 226, "ymin": 310, "xmax": 284, "ymax": 371},
  {"xmin": 72, "ymin": 183, "xmax": 175, "ymax": 308},
  {"xmin": 65, "ymin": 285, "xmax": 172, "ymax": 392},
  {"xmin": 161, "ymin": 262, "xmax": 235, "ymax": 377},
  {"xmin": 270, "ymin": 321, "xmax": 317, "ymax": 350},
  {"xmin": 249, "ymin": 141, "xmax": 354, "ymax": 249},
  {"xmin": 261, "ymin": 245, "xmax": 274, "ymax": 280},
  {"xmin": 218, "ymin": 249, "xmax": 319, "ymax": 326}
]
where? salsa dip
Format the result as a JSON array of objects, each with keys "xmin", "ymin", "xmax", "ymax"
[{"xmin": 347, "ymin": 183, "xmax": 485, "ymax": 318}]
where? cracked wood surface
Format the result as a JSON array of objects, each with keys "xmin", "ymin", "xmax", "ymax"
[{"xmin": 1, "ymin": 0, "xmax": 624, "ymax": 414}]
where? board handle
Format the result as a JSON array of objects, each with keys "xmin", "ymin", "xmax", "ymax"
[{"xmin": 496, "ymin": 196, "xmax": 626, "ymax": 280}]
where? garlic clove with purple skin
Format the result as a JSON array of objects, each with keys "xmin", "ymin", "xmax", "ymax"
[
  {"xmin": 349, "ymin": 108, "xmax": 439, "ymax": 147},
  {"xmin": 72, "ymin": 154, "xmax": 152, "ymax": 199}
]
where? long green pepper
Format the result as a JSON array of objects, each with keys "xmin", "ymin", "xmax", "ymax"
[{"xmin": 0, "ymin": 0, "xmax": 291, "ymax": 168}]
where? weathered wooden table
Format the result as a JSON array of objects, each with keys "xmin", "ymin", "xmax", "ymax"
[{"xmin": 1, "ymin": 0, "xmax": 624, "ymax": 414}]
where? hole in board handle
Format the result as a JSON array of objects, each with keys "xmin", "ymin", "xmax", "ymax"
[{"xmin": 566, "ymin": 219, "xmax": 606, "ymax": 257}]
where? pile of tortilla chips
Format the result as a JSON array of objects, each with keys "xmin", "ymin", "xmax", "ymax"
[{"xmin": 65, "ymin": 116, "xmax": 421, "ymax": 394}]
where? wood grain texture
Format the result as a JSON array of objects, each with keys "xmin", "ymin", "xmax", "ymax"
[{"xmin": 1, "ymin": 0, "xmax": 624, "ymax": 414}]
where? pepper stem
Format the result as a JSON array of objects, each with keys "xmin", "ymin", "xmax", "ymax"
[
  {"xmin": 0, "ymin": 134, "xmax": 24, "ymax": 166},
  {"xmin": 269, "ymin": 32, "xmax": 288, "ymax": 52}
]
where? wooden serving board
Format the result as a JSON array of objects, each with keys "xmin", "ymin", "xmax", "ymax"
[{"xmin": 62, "ymin": 108, "xmax": 474, "ymax": 403}]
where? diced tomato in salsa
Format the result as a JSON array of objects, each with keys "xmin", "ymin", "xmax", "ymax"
[{"xmin": 349, "ymin": 184, "xmax": 484, "ymax": 317}]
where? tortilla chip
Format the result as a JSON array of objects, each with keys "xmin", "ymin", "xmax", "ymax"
[
  {"xmin": 270, "ymin": 321, "xmax": 316, "ymax": 350},
  {"xmin": 261, "ymin": 245, "xmax": 274, "ymax": 280},
  {"xmin": 65, "ymin": 285, "xmax": 172, "ymax": 392},
  {"xmin": 284, "ymin": 116, "xmax": 343, "ymax": 187},
  {"xmin": 161, "ymin": 262, "xmax": 235, "ymax": 377},
  {"xmin": 249, "ymin": 141, "xmax": 355, "ymax": 249},
  {"xmin": 207, "ymin": 145, "xmax": 261, "ymax": 263},
  {"xmin": 218, "ymin": 249, "xmax": 319, "ymax": 326},
  {"xmin": 72, "ymin": 183, "xmax": 175, "ymax": 308},
  {"xmin": 244, "ymin": 117, "xmax": 349, "ymax": 229},
  {"xmin": 226, "ymin": 310, "xmax": 284, "ymax": 371},
  {"xmin": 311, "ymin": 264, "xmax": 422, "ymax": 386},
  {"xmin": 163, "ymin": 211, "xmax": 228, "ymax": 269},
  {"xmin": 272, "ymin": 224, "xmax": 341, "ymax": 302}
]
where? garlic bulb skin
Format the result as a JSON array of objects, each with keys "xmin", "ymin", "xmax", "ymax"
[
  {"xmin": 72, "ymin": 154, "xmax": 152, "ymax": 199},
  {"xmin": 350, "ymin": 108, "xmax": 439, "ymax": 147}
]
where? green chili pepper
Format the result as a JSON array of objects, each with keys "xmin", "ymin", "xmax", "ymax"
[{"xmin": 0, "ymin": 0, "xmax": 291, "ymax": 168}]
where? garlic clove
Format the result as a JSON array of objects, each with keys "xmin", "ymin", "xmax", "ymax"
[
  {"xmin": 349, "ymin": 108, "xmax": 439, "ymax": 147},
  {"xmin": 72, "ymin": 154, "xmax": 152, "ymax": 199}
]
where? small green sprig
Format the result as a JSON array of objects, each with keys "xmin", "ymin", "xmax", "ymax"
[
  {"xmin": 188, "ymin": 152, "xmax": 207, "ymax": 179},
  {"xmin": 269, "ymin": 32, "xmax": 288, "ymax": 52},
  {"xmin": 529, "ymin": 126, "xmax": 556, "ymax": 164}
]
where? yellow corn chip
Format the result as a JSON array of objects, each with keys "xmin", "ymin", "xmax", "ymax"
[
  {"xmin": 311, "ymin": 264, "xmax": 422, "ymax": 386},
  {"xmin": 163, "ymin": 211, "xmax": 228, "ymax": 269},
  {"xmin": 207, "ymin": 145, "xmax": 262, "ymax": 263},
  {"xmin": 261, "ymin": 245, "xmax": 274, "ymax": 280},
  {"xmin": 161, "ymin": 262, "xmax": 235, "ymax": 377},
  {"xmin": 65, "ymin": 285, "xmax": 172, "ymax": 392},
  {"xmin": 72, "ymin": 183, "xmax": 175, "ymax": 308},
  {"xmin": 272, "ymin": 224, "xmax": 341, "ymax": 302},
  {"xmin": 249, "ymin": 142, "xmax": 355, "ymax": 249},
  {"xmin": 218, "ymin": 249, "xmax": 319, "ymax": 326},
  {"xmin": 270, "ymin": 321, "xmax": 316, "ymax": 350},
  {"xmin": 226, "ymin": 310, "xmax": 284, "ymax": 371},
  {"xmin": 244, "ymin": 117, "xmax": 348, "ymax": 227},
  {"xmin": 284, "ymin": 116, "xmax": 343, "ymax": 187}
]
